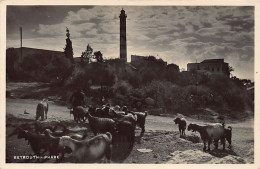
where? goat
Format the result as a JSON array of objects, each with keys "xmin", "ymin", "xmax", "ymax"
[
  {"xmin": 115, "ymin": 119, "xmax": 136, "ymax": 149},
  {"xmin": 224, "ymin": 126, "xmax": 232, "ymax": 149},
  {"xmin": 17, "ymin": 128, "xmax": 58, "ymax": 160},
  {"xmin": 8, "ymin": 123, "xmax": 34, "ymax": 137},
  {"xmin": 95, "ymin": 108, "xmax": 111, "ymax": 118},
  {"xmin": 43, "ymin": 129, "xmax": 88, "ymax": 161},
  {"xmin": 114, "ymin": 106, "xmax": 137, "ymax": 122},
  {"xmin": 173, "ymin": 117, "xmax": 187, "ymax": 137},
  {"xmin": 129, "ymin": 111, "xmax": 148, "ymax": 134},
  {"xmin": 187, "ymin": 123, "xmax": 225, "ymax": 151},
  {"xmin": 36, "ymin": 99, "xmax": 48, "ymax": 121},
  {"xmin": 58, "ymin": 132, "xmax": 113, "ymax": 163},
  {"xmin": 86, "ymin": 112, "xmax": 117, "ymax": 136},
  {"xmin": 87, "ymin": 105, "xmax": 112, "ymax": 119},
  {"xmin": 113, "ymin": 105, "xmax": 121, "ymax": 111},
  {"xmin": 70, "ymin": 106, "xmax": 88, "ymax": 123},
  {"xmin": 34, "ymin": 121, "xmax": 58, "ymax": 134},
  {"xmin": 121, "ymin": 106, "xmax": 148, "ymax": 133}
]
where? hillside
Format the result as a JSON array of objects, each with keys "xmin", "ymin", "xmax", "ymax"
[{"xmin": 6, "ymin": 54, "xmax": 254, "ymax": 119}]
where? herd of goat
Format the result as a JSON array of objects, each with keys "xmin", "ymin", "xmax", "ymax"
[{"xmin": 8, "ymin": 101, "xmax": 233, "ymax": 163}]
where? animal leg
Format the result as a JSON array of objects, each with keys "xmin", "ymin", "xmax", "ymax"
[
  {"xmin": 203, "ymin": 142, "xmax": 207, "ymax": 152},
  {"xmin": 105, "ymin": 145, "xmax": 112, "ymax": 163},
  {"xmin": 41, "ymin": 115, "xmax": 44, "ymax": 121},
  {"xmin": 207, "ymin": 140, "xmax": 211, "ymax": 151},
  {"xmin": 214, "ymin": 139, "xmax": 218, "ymax": 150},
  {"xmin": 45, "ymin": 112, "xmax": 47, "ymax": 119},
  {"xmin": 222, "ymin": 137, "xmax": 226, "ymax": 150},
  {"xmin": 141, "ymin": 124, "xmax": 145, "ymax": 134}
]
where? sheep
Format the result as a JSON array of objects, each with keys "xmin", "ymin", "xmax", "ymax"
[
  {"xmin": 58, "ymin": 132, "xmax": 113, "ymax": 163},
  {"xmin": 86, "ymin": 111, "xmax": 117, "ymax": 136},
  {"xmin": 36, "ymin": 99, "xmax": 48, "ymax": 121},
  {"xmin": 187, "ymin": 123, "xmax": 226, "ymax": 151},
  {"xmin": 173, "ymin": 117, "xmax": 187, "ymax": 137},
  {"xmin": 70, "ymin": 106, "xmax": 88, "ymax": 123}
]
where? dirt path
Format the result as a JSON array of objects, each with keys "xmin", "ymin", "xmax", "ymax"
[{"xmin": 6, "ymin": 98, "xmax": 254, "ymax": 163}]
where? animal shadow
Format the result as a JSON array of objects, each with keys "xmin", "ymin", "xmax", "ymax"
[
  {"xmin": 181, "ymin": 135, "xmax": 201, "ymax": 143},
  {"xmin": 209, "ymin": 149, "xmax": 237, "ymax": 158}
]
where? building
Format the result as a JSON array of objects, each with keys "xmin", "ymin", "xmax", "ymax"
[
  {"xmin": 187, "ymin": 59, "xmax": 230, "ymax": 77},
  {"xmin": 8, "ymin": 47, "xmax": 64, "ymax": 61},
  {"xmin": 131, "ymin": 55, "xmax": 167, "ymax": 66},
  {"xmin": 119, "ymin": 9, "xmax": 127, "ymax": 62},
  {"xmin": 131, "ymin": 55, "xmax": 144, "ymax": 62}
]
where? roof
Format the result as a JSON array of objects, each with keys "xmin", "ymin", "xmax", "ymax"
[
  {"xmin": 201, "ymin": 59, "xmax": 224, "ymax": 63},
  {"xmin": 10, "ymin": 47, "xmax": 64, "ymax": 54}
]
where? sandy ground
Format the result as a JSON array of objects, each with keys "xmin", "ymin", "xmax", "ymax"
[{"xmin": 6, "ymin": 97, "xmax": 254, "ymax": 164}]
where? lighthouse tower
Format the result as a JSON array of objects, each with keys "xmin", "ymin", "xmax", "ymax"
[{"xmin": 119, "ymin": 9, "xmax": 127, "ymax": 62}]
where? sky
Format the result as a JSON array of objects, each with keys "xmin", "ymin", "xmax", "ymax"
[{"xmin": 6, "ymin": 6, "xmax": 254, "ymax": 80}]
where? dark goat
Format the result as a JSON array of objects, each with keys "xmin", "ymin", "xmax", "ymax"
[
  {"xmin": 70, "ymin": 106, "xmax": 88, "ymax": 123},
  {"xmin": 115, "ymin": 120, "xmax": 136, "ymax": 149},
  {"xmin": 88, "ymin": 106, "xmax": 112, "ymax": 119},
  {"xmin": 86, "ymin": 112, "xmax": 116, "ymax": 136},
  {"xmin": 173, "ymin": 117, "xmax": 187, "ymax": 137},
  {"xmin": 224, "ymin": 126, "xmax": 232, "ymax": 149},
  {"xmin": 8, "ymin": 123, "xmax": 34, "ymax": 137},
  {"xmin": 17, "ymin": 128, "xmax": 59, "ymax": 158},
  {"xmin": 187, "ymin": 123, "xmax": 226, "ymax": 151},
  {"xmin": 34, "ymin": 122, "xmax": 58, "ymax": 134}
]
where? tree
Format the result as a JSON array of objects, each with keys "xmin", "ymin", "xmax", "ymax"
[
  {"xmin": 81, "ymin": 44, "xmax": 94, "ymax": 64},
  {"xmin": 81, "ymin": 44, "xmax": 104, "ymax": 63},
  {"xmin": 94, "ymin": 51, "xmax": 103, "ymax": 63},
  {"xmin": 229, "ymin": 66, "xmax": 234, "ymax": 77},
  {"xmin": 64, "ymin": 27, "xmax": 74, "ymax": 62}
]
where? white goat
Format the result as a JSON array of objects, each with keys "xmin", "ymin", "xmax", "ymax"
[{"xmin": 58, "ymin": 132, "xmax": 112, "ymax": 163}]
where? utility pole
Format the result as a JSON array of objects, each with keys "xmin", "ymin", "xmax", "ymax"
[
  {"xmin": 196, "ymin": 59, "xmax": 198, "ymax": 95},
  {"xmin": 20, "ymin": 27, "xmax": 23, "ymax": 62}
]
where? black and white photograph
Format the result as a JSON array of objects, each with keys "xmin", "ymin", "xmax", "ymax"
[{"xmin": 1, "ymin": 1, "xmax": 259, "ymax": 166}]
